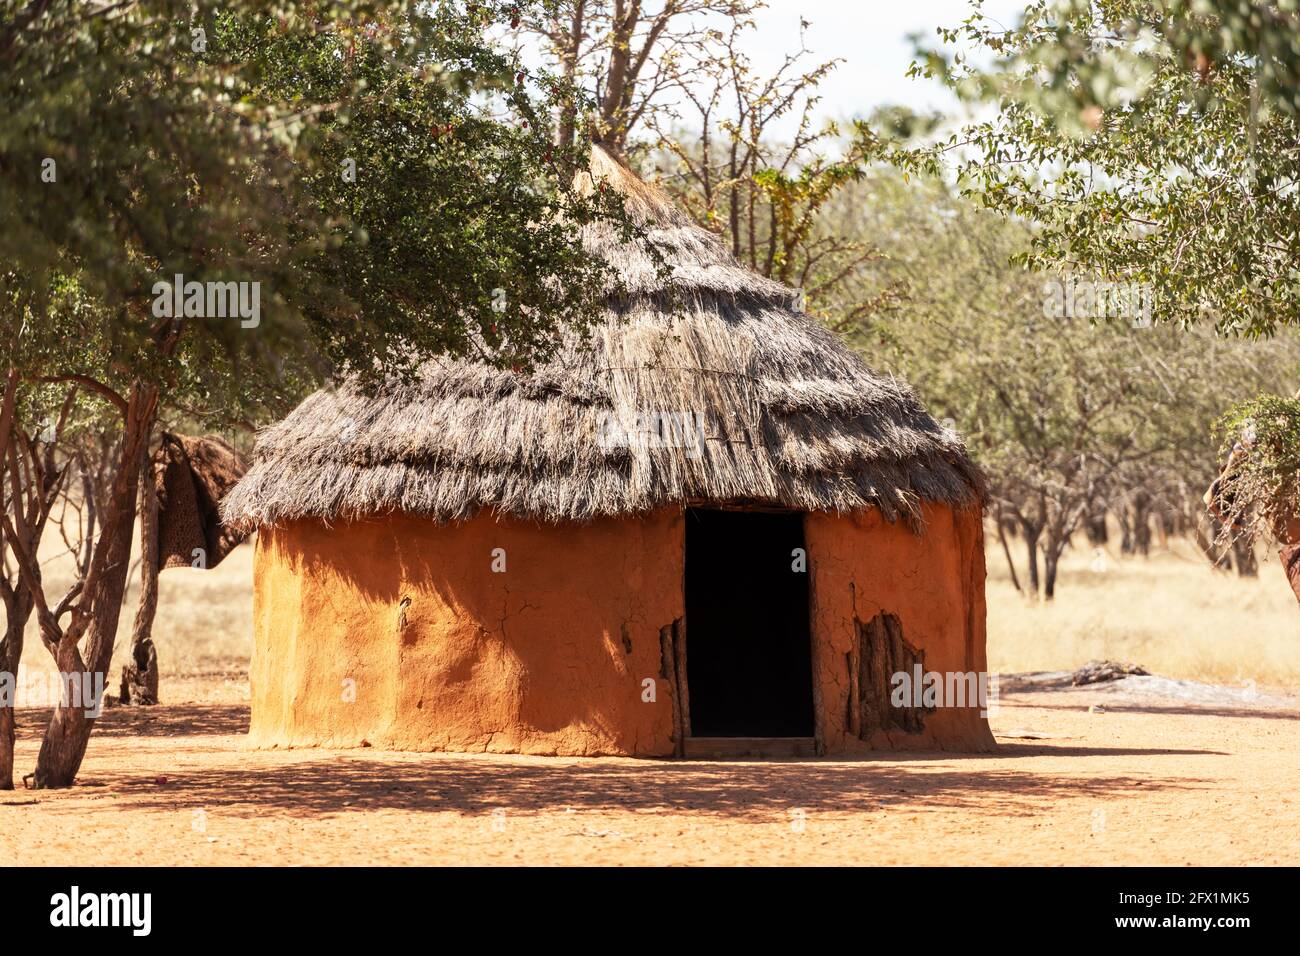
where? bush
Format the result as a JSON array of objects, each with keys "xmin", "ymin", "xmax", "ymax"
[{"xmin": 1212, "ymin": 396, "xmax": 1300, "ymax": 542}]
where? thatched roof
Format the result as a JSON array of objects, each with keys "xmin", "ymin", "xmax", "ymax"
[{"xmin": 222, "ymin": 146, "xmax": 983, "ymax": 531}]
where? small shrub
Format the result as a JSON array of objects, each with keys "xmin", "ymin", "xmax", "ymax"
[{"xmin": 1212, "ymin": 396, "xmax": 1300, "ymax": 542}]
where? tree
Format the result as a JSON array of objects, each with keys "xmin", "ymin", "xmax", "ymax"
[
  {"xmin": 0, "ymin": 0, "xmax": 631, "ymax": 787},
  {"xmin": 905, "ymin": 0, "xmax": 1300, "ymax": 334},
  {"xmin": 0, "ymin": 370, "xmax": 76, "ymax": 788},
  {"xmin": 1210, "ymin": 394, "xmax": 1300, "ymax": 547},
  {"xmin": 637, "ymin": 23, "xmax": 895, "ymax": 327},
  {"xmin": 834, "ymin": 172, "xmax": 1300, "ymax": 598},
  {"xmin": 526, "ymin": 0, "xmax": 765, "ymax": 156},
  {"xmin": 525, "ymin": 3, "xmax": 894, "ymax": 328}
]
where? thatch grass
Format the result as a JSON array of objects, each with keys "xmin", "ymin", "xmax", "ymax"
[{"xmin": 223, "ymin": 146, "xmax": 982, "ymax": 530}]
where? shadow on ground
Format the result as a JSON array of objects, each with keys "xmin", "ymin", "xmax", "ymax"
[
  {"xmin": 13, "ymin": 703, "xmax": 1219, "ymax": 821},
  {"xmin": 14, "ymin": 703, "xmax": 249, "ymax": 739}
]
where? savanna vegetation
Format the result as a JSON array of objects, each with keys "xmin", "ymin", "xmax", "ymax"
[{"xmin": 3, "ymin": 0, "xmax": 1300, "ymax": 791}]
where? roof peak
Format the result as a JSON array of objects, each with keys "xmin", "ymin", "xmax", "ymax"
[
  {"xmin": 575, "ymin": 143, "xmax": 694, "ymax": 228},
  {"xmin": 575, "ymin": 144, "xmax": 796, "ymax": 303}
]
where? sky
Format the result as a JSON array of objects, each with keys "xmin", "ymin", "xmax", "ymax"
[{"xmin": 742, "ymin": 0, "xmax": 1028, "ymax": 127}]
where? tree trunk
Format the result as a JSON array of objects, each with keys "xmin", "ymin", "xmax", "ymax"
[
  {"xmin": 1024, "ymin": 526, "xmax": 1041, "ymax": 595},
  {"xmin": 1133, "ymin": 520, "xmax": 1152, "ymax": 556},
  {"xmin": 555, "ymin": 1, "xmax": 586, "ymax": 151},
  {"xmin": 0, "ymin": 703, "xmax": 13, "ymax": 792},
  {"xmin": 0, "ymin": 594, "xmax": 32, "ymax": 790},
  {"xmin": 121, "ymin": 439, "xmax": 160, "ymax": 705},
  {"xmin": 1195, "ymin": 517, "xmax": 1233, "ymax": 571},
  {"xmin": 1118, "ymin": 509, "xmax": 1134, "ymax": 555},
  {"xmin": 598, "ymin": 0, "xmax": 635, "ymax": 154},
  {"xmin": 1083, "ymin": 507, "xmax": 1108, "ymax": 545},
  {"xmin": 995, "ymin": 507, "xmax": 1022, "ymax": 592},
  {"xmin": 32, "ymin": 499, "xmax": 138, "ymax": 786},
  {"xmin": 31, "ymin": 387, "xmax": 153, "ymax": 788},
  {"xmin": 1042, "ymin": 530, "xmax": 1069, "ymax": 601},
  {"xmin": 1133, "ymin": 508, "xmax": 1152, "ymax": 556},
  {"xmin": 1043, "ymin": 553, "xmax": 1059, "ymax": 600},
  {"xmin": 31, "ymin": 640, "xmax": 98, "ymax": 789},
  {"xmin": 1233, "ymin": 538, "xmax": 1259, "ymax": 578},
  {"xmin": 0, "ymin": 366, "xmax": 23, "ymax": 788}
]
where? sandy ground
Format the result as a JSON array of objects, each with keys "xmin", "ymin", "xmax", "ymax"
[{"xmin": 3, "ymin": 676, "xmax": 1297, "ymax": 866}]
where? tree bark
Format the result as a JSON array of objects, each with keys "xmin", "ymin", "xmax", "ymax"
[
  {"xmin": 0, "ymin": 366, "xmax": 25, "ymax": 789},
  {"xmin": 1131, "ymin": 491, "xmax": 1153, "ymax": 556},
  {"xmin": 598, "ymin": 0, "xmax": 635, "ymax": 153},
  {"xmin": 1195, "ymin": 516, "xmax": 1233, "ymax": 570},
  {"xmin": 1232, "ymin": 538, "xmax": 1259, "ymax": 578},
  {"xmin": 1043, "ymin": 554, "xmax": 1059, "ymax": 600},
  {"xmin": 0, "ymin": 703, "xmax": 13, "ymax": 792},
  {"xmin": 1118, "ymin": 509, "xmax": 1134, "ymax": 555},
  {"xmin": 31, "ymin": 639, "xmax": 96, "ymax": 789},
  {"xmin": 1042, "ymin": 530, "xmax": 1070, "ymax": 601}
]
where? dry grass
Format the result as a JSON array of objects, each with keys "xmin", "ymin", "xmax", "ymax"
[
  {"xmin": 17, "ymin": 534, "xmax": 254, "ymax": 706},
  {"xmin": 16, "ymin": 523, "xmax": 1300, "ymax": 703},
  {"xmin": 986, "ymin": 534, "xmax": 1300, "ymax": 687}
]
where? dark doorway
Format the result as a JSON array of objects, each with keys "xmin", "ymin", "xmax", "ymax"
[{"xmin": 684, "ymin": 508, "xmax": 814, "ymax": 737}]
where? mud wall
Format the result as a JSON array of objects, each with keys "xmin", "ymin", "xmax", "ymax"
[
  {"xmin": 250, "ymin": 502, "xmax": 992, "ymax": 755},
  {"xmin": 805, "ymin": 503, "xmax": 995, "ymax": 752},
  {"xmin": 250, "ymin": 510, "xmax": 685, "ymax": 755}
]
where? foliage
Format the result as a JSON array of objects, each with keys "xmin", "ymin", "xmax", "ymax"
[
  {"xmin": 521, "ymin": 3, "xmax": 891, "ymax": 327},
  {"xmin": 219, "ymin": 3, "xmax": 630, "ymax": 377},
  {"xmin": 0, "ymin": 0, "xmax": 635, "ymax": 788},
  {"xmin": 903, "ymin": 0, "xmax": 1300, "ymax": 334},
  {"xmin": 524, "ymin": 0, "xmax": 767, "ymax": 154},
  {"xmin": 1, "ymin": 1, "xmax": 629, "ymax": 392},
  {"xmin": 1213, "ymin": 394, "xmax": 1300, "ymax": 536},
  {"xmin": 835, "ymin": 170, "xmax": 1300, "ymax": 595},
  {"xmin": 632, "ymin": 21, "xmax": 888, "ymax": 326}
]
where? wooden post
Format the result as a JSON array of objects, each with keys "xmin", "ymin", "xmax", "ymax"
[
  {"xmin": 807, "ymin": 560, "xmax": 825, "ymax": 755},
  {"xmin": 847, "ymin": 624, "xmax": 861, "ymax": 739},
  {"xmin": 672, "ymin": 618, "xmax": 690, "ymax": 743},
  {"xmin": 660, "ymin": 622, "xmax": 686, "ymax": 757}
]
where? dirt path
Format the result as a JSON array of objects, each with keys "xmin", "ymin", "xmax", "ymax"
[{"xmin": 3, "ymin": 681, "xmax": 1298, "ymax": 866}]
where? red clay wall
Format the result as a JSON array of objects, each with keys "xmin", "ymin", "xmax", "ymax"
[
  {"xmin": 250, "ymin": 510, "xmax": 686, "ymax": 755},
  {"xmin": 806, "ymin": 503, "xmax": 995, "ymax": 752},
  {"xmin": 251, "ymin": 503, "xmax": 992, "ymax": 755}
]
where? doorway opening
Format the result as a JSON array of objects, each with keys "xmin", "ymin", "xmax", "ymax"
[{"xmin": 683, "ymin": 508, "xmax": 814, "ymax": 737}]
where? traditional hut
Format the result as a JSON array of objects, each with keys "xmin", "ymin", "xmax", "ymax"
[{"xmin": 222, "ymin": 146, "xmax": 994, "ymax": 757}]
